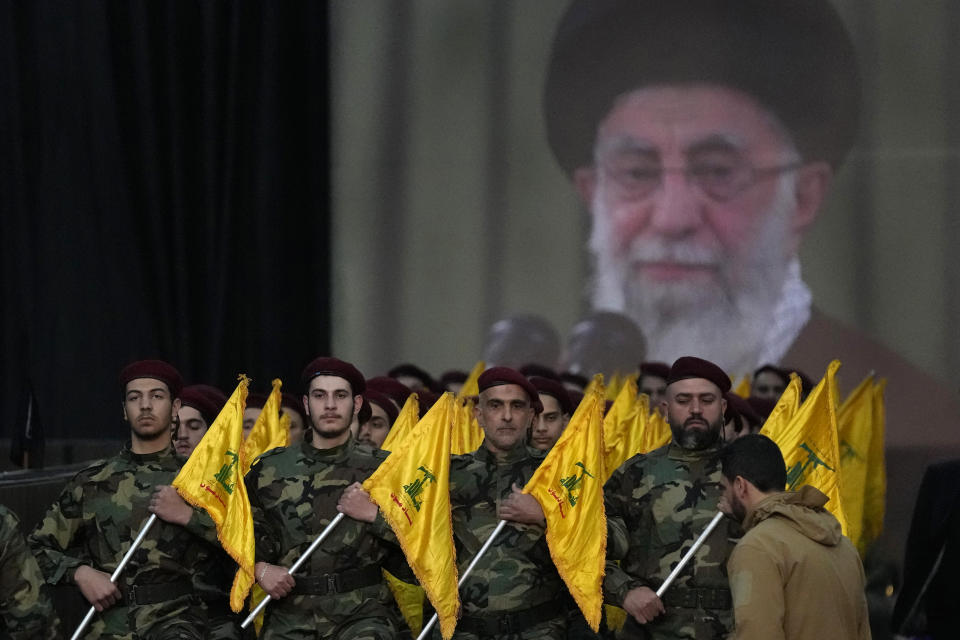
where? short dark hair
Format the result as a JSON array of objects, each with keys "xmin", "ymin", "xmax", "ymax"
[{"xmin": 718, "ymin": 434, "xmax": 787, "ymax": 493}]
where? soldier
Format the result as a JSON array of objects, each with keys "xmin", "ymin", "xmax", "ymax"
[
  {"xmin": 0, "ymin": 504, "xmax": 59, "ymax": 638},
  {"xmin": 28, "ymin": 359, "xmax": 236, "ymax": 639},
  {"xmin": 528, "ymin": 376, "xmax": 573, "ymax": 452},
  {"xmin": 442, "ymin": 366, "xmax": 568, "ymax": 639},
  {"xmin": 246, "ymin": 356, "xmax": 403, "ymax": 639},
  {"xmin": 604, "ymin": 356, "xmax": 737, "ymax": 639}
]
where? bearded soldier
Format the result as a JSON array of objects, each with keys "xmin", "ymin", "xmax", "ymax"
[{"xmin": 604, "ymin": 356, "xmax": 737, "ymax": 639}]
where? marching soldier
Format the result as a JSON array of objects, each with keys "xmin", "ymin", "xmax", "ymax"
[
  {"xmin": 604, "ymin": 357, "xmax": 737, "ymax": 639},
  {"xmin": 247, "ymin": 356, "xmax": 404, "ymax": 639},
  {"xmin": 28, "ymin": 359, "xmax": 237, "ymax": 639},
  {"xmin": 0, "ymin": 504, "xmax": 58, "ymax": 638}
]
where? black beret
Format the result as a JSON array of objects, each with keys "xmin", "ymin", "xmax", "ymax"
[
  {"xmin": 119, "ymin": 360, "xmax": 184, "ymax": 398},
  {"xmin": 529, "ymin": 376, "xmax": 574, "ymax": 415},
  {"xmin": 667, "ymin": 356, "xmax": 731, "ymax": 393},
  {"xmin": 639, "ymin": 361, "xmax": 671, "ymax": 381},
  {"xmin": 478, "ymin": 367, "xmax": 544, "ymax": 413},
  {"xmin": 544, "ymin": 0, "xmax": 861, "ymax": 174},
  {"xmin": 180, "ymin": 385, "xmax": 225, "ymax": 425},
  {"xmin": 365, "ymin": 390, "xmax": 400, "ymax": 425},
  {"xmin": 300, "ymin": 357, "xmax": 366, "ymax": 395}
]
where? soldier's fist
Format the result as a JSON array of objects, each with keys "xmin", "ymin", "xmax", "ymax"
[
  {"xmin": 623, "ymin": 586, "xmax": 665, "ymax": 624},
  {"xmin": 337, "ymin": 482, "xmax": 378, "ymax": 523},
  {"xmin": 497, "ymin": 483, "xmax": 545, "ymax": 524},
  {"xmin": 74, "ymin": 565, "xmax": 120, "ymax": 611},
  {"xmin": 256, "ymin": 562, "xmax": 295, "ymax": 599},
  {"xmin": 149, "ymin": 485, "xmax": 193, "ymax": 526}
]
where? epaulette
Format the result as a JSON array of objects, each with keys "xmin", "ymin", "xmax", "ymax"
[
  {"xmin": 71, "ymin": 457, "xmax": 111, "ymax": 482},
  {"xmin": 249, "ymin": 446, "xmax": 287, "ymax": 470},
  {"xmin": 370, "ymin": 448, "xmax": 390, "ymax": 461}
]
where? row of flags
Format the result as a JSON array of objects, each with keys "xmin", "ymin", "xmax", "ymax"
[{"xmin": 163, "ymin": 358, "xmax": 886, "ymax": 638}]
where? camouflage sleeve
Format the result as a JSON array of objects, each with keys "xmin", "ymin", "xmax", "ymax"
[
  {"xmin": 0, "ymin": 507, "xmax": 60, "ymax": 639},
  {"xmin": 368, "ymin": 510, "xmax": 399, "ymax": 545},
  {"xmin": 27, "ymin": 477, "xmax": 89, "ymax": 585},
  {"xmin": 182, "ymin": 506, "xmax": 220, "ymax": 547},
  {"xmin": 245, "ymin": 466, "xmax": 280, "ymax": 564},
  {"xmin": 603, "ymin": 466, "xmax": 643, "ymax": 604}
]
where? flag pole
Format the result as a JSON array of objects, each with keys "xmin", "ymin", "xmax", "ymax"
[
  {"xmin": 241, "ymin": 512, "xmax": 346, "ymax": 629},
  {"xmin": 71, "ymin": 514, "xmax": 158, "ymax": 640},
  {"xmin": 655, "ymin": 511, "xmax": 724, "ymax": 597},
  {"xmin": 416, "ymin": 519, "xmax": 508, "ymax": 640}
]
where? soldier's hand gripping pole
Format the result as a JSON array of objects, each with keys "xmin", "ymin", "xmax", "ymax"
[
  {"xmin": 241, "ymin": 512, "xmax": 346, "ymax": 629},
  {"xmin": 656, "ymin": 511, "xmax": 724, "ymax": 597},
  {"xmin": 70, "ymin": 514, "xmax": 158, "ymax": 640},
  {"xmin": 416, "ymin": 519, "xmax": 508, "ymax": 640}
]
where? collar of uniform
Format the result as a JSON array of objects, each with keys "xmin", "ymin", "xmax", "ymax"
[
  {"xmin": 475, "ymin": 442, "xmax": 529, "ymax": 464},
  {"xmin": 666, "ymin": 440, "xmax": 721, "ymax": 463},
  {"xmin": 121, "ymin": 441, "xmax": 177, "ymax": 465},
  {"xmin": 300, "ymin": 432, "xmax": 355, "ymax": 462}
]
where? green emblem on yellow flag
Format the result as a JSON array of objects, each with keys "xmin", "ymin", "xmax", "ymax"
[
  {"xmin": 403, "ymin": 465, "xmax": 436, "ymax": 512},
  {"xmin": 213, "ymin": 450, "xmax": 239, "ymax": 494},
  {"xmin": 559, "ymin": 462, "xmax": 594, "ymax": 507}
]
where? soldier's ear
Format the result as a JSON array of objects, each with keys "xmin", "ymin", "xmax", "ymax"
[{"xmin": 121, "ymin": 403, "xmax": 128, "ymax": 422}]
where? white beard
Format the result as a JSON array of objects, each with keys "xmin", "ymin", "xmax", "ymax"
[{"xmin": 588, "ymin": 175, "xmax": 796, "ymax": 374}]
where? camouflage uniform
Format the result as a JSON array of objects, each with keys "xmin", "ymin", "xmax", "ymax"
[
  {"xmin": 245, "ymin": 435, "xmax": 403, "ymax": 639},
  {"xmin": 0, "ymin": 504, "xmax": 59, "ymax": 638},
  {"xmin": 604, "ymin": 442, "xmax": 735, "ymax": 640},
  {"xmin": 28, "ymin": 443, "xmax": 236, "ymax": 639},
  {"xmin": 440, "ymin": 445, "xmax": 567, "ymax": 640}
]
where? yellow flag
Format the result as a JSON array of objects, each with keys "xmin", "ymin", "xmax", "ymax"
[
  {"xmin": 380, "ymin": 393, "xmax": 421, "ymax": 453},
  {"xmin": 363, "ymin": 393, "xmax": 460, "ymax": 640},
  {"xmin": 240, "ymin": 378, "xmax": 289, "ymax": 476},
  {"xmin": 640, "ymin": 407, "xmax": 672, "ymax": 455},
  {"xmin": 523, "ymin": 377, "xmax": 607, "ymax": 632},
  {"xmin": 172, "ymin": 376, "xmax": 255, "ymax": 612},
  {"xmin": 732, "ymin": 375, "xmax": 751, "ymax": 398},
  {"xmin": 837, "ymin": 374, "xmax": 874, "ymax": 553},
  {"xmin": 861, "ymin": 379, "xmax": 887, "ymax": 553},
  {"xmin": 602, "ymin": 375, "xmax": 637, "ymax": 480},
  {"xmin": 761, "ymin": 360, "xmax": 847, "ymax": 534},
  {"xmin": 759, "ymin": 373, "xmax": 803, "ymax": 434},
  {"xmin": 451, "ymin": 397, "xmax": 484, "ymax": 455},
  {"xmin": 383, "ymin": 569, "xmax": 425, "ymax": 636},
  {"xmin": 457, "ymin": 361, "xmax": 485, "ymax": 401},
  {"xmin": 606, "ymin": 372, "xmax": 624, "ymax": 401}
]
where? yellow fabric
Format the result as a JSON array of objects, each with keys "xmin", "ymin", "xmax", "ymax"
[
  {"xmin": 837, "ymin": 374, "xmax": 874, "ymax": 553},
  {"xmin": 605, "ymin": 605, "xmax": 627, "ymax": 632},
  {"xmin": 380, "ymin": 393, "xmax": 421, "ymax": 453},
  {"xmin": 733, "ymin": 375, "xmax": 751, "ymax": 398},
  {"xmin": 640, "ymin": 408, "xmax": 672, "ymax": 455},
  {"xmin": 450, "ymin": 398, "xmax": 484, "ymax": 455},
  {"xmin": 457, "ymin": 361, "xmax": 485, "ymax": 400},
  {"xmin": 759, "ymin": 373, "xmax": 803, "ymax": 434},
  {"xmin": 606, "ymin": 372, "xmax": 624, "ymax": 401},
  {"xmin": 862, "ymin": 379, "xmax": 887, "ymax": 554},
  {"xmin": 362, "ymin": 393, "xmax": 460, "ymax": 640},
  {"xmin": 172, "ymin": 376, "xmax": 255, "ymax": 612},
  {"xmin": 240, "ymin": 378, "xmax": 289, "ymax": 476},
  {"xmin": 523, "ymin": 377, "xmax": 607, "ymax": 632},
  {"xmin": 602, "ymin": 376, "xmax": 638, "ymax": 481},
  {"xmin": 761, "ymin": 360, "xmax": 848, "ymax": 535},
  {"xmin": 383, "ymin": 569, "xmax": 425, "ymax": 636}
]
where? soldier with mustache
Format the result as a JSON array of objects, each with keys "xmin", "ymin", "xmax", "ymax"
[{"xmin": 604, "ymin": 356, "xmax": 737, "ymax": 640}]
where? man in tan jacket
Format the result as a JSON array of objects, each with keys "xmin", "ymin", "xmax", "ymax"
[{"xmin": 718, "ymin": 434, "xmax": 870, "ymax": 640}]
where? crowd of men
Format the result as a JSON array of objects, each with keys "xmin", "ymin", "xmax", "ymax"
[{"xmin": 1, "ymin": 353, "xmax": 877, "ymax": 639}]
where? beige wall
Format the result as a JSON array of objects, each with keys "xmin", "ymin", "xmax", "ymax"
[{"xmin": 330, "ymin": 0, "xmax": 960, "ymax": 386}]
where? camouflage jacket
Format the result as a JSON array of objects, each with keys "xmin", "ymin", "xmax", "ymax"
[
  {"xmin": 245, "ymin": 435, "xmax": 406, "ymax": 619},
  {"xmin": 449, "ymin": 444, "xmax": 565, "ymax": 617},
  {"xmin": 27, "ymin": 443, "xmax": 225, "ymax": 638},
  {"xmin": 604, "ymin": 442, "xmax": 735, "ymax": 639},
  {"xmin": 0, "ymin": 504, "xmax": 58, "ymax": 639}
]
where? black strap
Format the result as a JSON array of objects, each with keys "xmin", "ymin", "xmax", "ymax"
[
  {"xmin": 289, "ymin": 565, "xmax": 383, "ymax": 596},
  {"xmin": 458, "ymin": 598, "xmax": 564, "ymax": 635},
  {"xmin": 661, "ymin": 586, "xmax": 731, "ymax": 610},
  {"xmin": 120, "ymin": 579, "xmax": 194, "ymax": 606}
]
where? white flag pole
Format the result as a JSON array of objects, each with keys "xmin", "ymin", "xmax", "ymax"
[
  {"xmin": 416, "ymin": 519, "xmax": 508, "ymax": 640},
  {"xmin": 70, "ymin": 514, "xmax": 158, "ymax": 640},
  {"xmin": 241, "ymin": 512, "xmax": 346, "ymax": 629},
  {"xmin": 656, "ymin": 511, "xmax": 725, "ymax": 597}
]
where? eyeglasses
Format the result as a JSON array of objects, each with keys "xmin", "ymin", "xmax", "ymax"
[{"xmin": 597, "ymin": 154, "xmax": 801, "ymax": 203}]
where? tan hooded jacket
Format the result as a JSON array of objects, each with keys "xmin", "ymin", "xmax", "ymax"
[{"xmin": 728, "ymin": 486, "xmax": 871, "ymax": 640}]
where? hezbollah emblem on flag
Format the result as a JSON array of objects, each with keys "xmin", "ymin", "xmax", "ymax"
[
  {"xmin": 559, "ymin": 462, "xmax": 595, "ymax": 509},
  {"xmin": 785, "ymin": 442, "xmax": 835, "ymax": 491},
  {"xmin": 393, "ymin": 465, "xmax": 437, "ymax": 525}
]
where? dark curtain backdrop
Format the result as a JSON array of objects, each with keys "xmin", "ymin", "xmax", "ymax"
[{"xmin": 0, "ymin": 1, "xmax": 330, "ymax": 441}]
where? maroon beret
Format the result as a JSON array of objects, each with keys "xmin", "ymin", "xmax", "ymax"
[
  {"xmin": 357, "ymin": 398, "xmax": 372, "ymax": 425},
  {"xmin": 519, "ymin": 363, "xmax": 562, "ymax": 381},
  {"xmin": 180, "ymin": 385, "xmax": 225, "ymax": 424},
  {"xmin": 119, "ymin": 360, "xmax": 183, "ymax": 398},
  {"xmin": 639, "ymin": 361, "xmax": 671, "ymax": 381},
  {"xmin": 246, "ymin": 392, "xmax": 269, "ymax": 410},
  {"xmin": 281, "ymin": 392, "xmax": 308, "ymax": 423},
  {"xmin": 529, "ymin": 376, "xmax": 574, "ymax": 415},
  {"xmin": 567, "ymin": 390, "xmax": 584, "ymax": 412},
  {"xmin": 667, "ymin": 356, "xmax": 731, "ymax": 393},
  {"xmin": 191, "ymin": 384, "xmax": 228, "ymax": 407},
  {"xmin": 417, "ymin": 389, "xmax": 441, "ymax": 418},
  {"xmin": 366, "ymin": 376, "xmax": 412, "ymax": 408},
  {"xmin": 387, "ymin": 363, "xmax": 436, "ymax": 390},
  {"xmin": 724, "ymin": 392, "xmax": 762, "ymax": 428},
  {"xmin": 365, "ymin": 390, "xmax": 399, "ymax": 425},
  {"xmin": 748, "ymin": 396, "xmax": 778, "ymax": 421},
  {"xmin": 478, "ymin": 366, "xmax": 543, "ymax": 413},
  {"xmin": 300, "ymin": 357, "xmax": 365, "ymax": 395}
]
